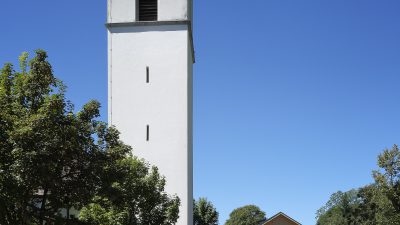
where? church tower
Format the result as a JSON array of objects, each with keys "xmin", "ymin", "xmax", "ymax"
[{"xmin": 107, "ymin": 0, "xmax": 194, "ymax": 225}]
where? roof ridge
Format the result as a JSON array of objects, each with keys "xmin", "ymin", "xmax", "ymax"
[{"xmin": 261, "ymin": 212, "xmax": 302, "ymax": 225}]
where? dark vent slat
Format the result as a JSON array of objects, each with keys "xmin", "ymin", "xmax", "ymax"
[{"xmin": 139, "ymin": 0, "xmax": 158, "ymax": 21}]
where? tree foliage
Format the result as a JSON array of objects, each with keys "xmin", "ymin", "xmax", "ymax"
[
  {"xmin": 79, "ymin": 157, "xmax": 180, "ymax": 225},
  {"xmin": 224, "ymin": 205, "xmax": 266, "ymax": 225},
  {"xmin": 0, "ymin": 50, "xmax": 180, "ymax": 225},
  {"xmin": 373, "ymin": 144, "xmax": 400, "ymax": 213},
  {"xmin": 317, "ymin": 145, "xmax": 400, "ymax": 225},
  {"xmin": 194, "ymin": 198, "xmax": 219, "ymax": 225}
]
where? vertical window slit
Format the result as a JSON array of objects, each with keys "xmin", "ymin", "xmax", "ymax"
[
  {"xmin": 146, "ymin": 66, "xmax": 149, "ymax": 83},
  {"xmin": 146, "ymin": 125, "xmax": 150, "ymax": 141}
]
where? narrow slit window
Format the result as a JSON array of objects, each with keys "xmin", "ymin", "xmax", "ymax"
[
  {"xmin": 146, "ymin": 66, "xmax": 150, "ymax": 83},
  {"xmin": 138, "ymin": 0, "xmax": 158, "ymax": 21},
  {"xmin": 146, "ymin": 125, "xmax": 150, "ymax": 141}
]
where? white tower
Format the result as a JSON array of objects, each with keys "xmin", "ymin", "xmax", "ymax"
[{"xmin": 107, "ymin": 1, "xmax": 194, "ymax": 225}]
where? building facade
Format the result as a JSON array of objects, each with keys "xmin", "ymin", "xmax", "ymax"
[
  {"xmin": 107, "ymin": 0, "xmax": 194, "ymax": 224},
  {"xmin": 261, "ymin": 212, "xmax": 302, "ymax": 225}
]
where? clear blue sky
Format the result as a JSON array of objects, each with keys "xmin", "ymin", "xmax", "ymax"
[{"xmin": 1, "ymin": 1, "xmax": 400, "ymax": 224}]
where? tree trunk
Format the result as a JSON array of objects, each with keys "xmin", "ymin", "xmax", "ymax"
[
  {"xmin": 21, "ymin": 199, "xmax": 29, "ymax": 225},
  {"xmin": 39, "ymin": 189, "xmax": 48, "ymax": 225},
  {"xmin": 66, "ymin": 207, "xmax": 70, "ymax": 225}
]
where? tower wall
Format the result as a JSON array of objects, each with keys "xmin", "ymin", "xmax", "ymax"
[
  {"xmin": 107, "ymin": 0, "xmax": 136, "ymax": 23},
  {"xmin": 107, "ymin": 0, "xmax": 192, "ymax": 23},
  {"xmin": 107, "ymin": 24, "xmax": 193, "ymax": 225}
]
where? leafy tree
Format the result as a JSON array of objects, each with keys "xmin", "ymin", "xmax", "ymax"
[
  {"xmin": 317, "ymin": 144, "xmax": 400, "ymax": 225},
  {"xmin": 316, "ymin": 186, "xmax": 399, "ymax": 225},
  {"xmin": 194, "ymin": 198, "xmax": 219, "ymax": 225},
  {"xmin": 79, "ymin": 157, "xmax": 180, "ymax": 225},
  {"xmin": 356, "ymin": 185, "xmax": 399, "ymax": 225},
  {"xmin": 0, "ymin": 50, "xmax": 109, "ymax": 224},
  {"xmin": 225, "ymin": 205, "xmax": 266, "ymax": 225},
  {"xmin": 373, "ymin": 145, "xmax": 400, "ymax": 212},
  {"xmin": 0, "ymin": 50, "xmax": 180, "ymax": 225},
  {"xmin": 316, "ymin": 190, "xmax": 360, "ymax": 225}
]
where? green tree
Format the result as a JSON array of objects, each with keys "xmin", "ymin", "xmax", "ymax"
[
  {"xmin": 316, "ymin": 186, "xmax": 399, "ymax": 225},
  {"xmin": 373, "ymin": 145, "xmax": 400, "ymax": 212},
  {"xmin": 356, "ymin": 185, "xmax": 399, "ymax": 225},
  {"xmin": 79, "ymin": 157, "xmax": 180, "ymax": 225},
  {"xmin": 194, "ymin": 198, "xmax": 219, "ymax": 225},
  {"xmin": 317, "ymin": 145, "xmax": 400, "ymax": 225},
  {"xmin": 0, "ymin": 50, "xmax": 110, "ymax": 224},
  {"xmin": 225, "ymin": 205, "xmax": 266, "ymax": 225},
  {"xmin": 316, "ymin": 190, "xmax": 360, "ymax": 225},
  {"xmin": 372, "ymin": 144, "xmax": 400, "ymax": 224},
  {"xmin": 0, "ymin": 50, "xmax": 180, "ymax": 225}
]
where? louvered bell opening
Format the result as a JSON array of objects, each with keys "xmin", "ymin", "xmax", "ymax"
[{"xmin": 139, "ymin": 0, "xmax": 158, "ymax": 21}]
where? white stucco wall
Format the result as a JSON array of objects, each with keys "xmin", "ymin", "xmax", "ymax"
[
  {"xmin": 108, "ymin": 24, "xmax": 193, "ymax": 225},
  {"xmin": 108, "ymin": 0, "xmax": 192, "ymax": 22},
  {"xmin": 158, "ymin": 0, "xmax": 188, "ymax": 21},
  {"xmin": 108, "ymin": 0, "xmax": 136, "ymax": 23}
]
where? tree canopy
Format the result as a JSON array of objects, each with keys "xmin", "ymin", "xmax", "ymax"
[
  {"xmin": 0, "ymin": 50, "xmax": 180, "ymax": 225},
  {"xmin": 317, "ymin": 145, "xmax": 400, "ymax": 225},
  {"xmin": 225, "ymin": 205, "xmax": 266, "ymax": 225},
  {"xmin": 194, "ymin": 197, "xmax": 219, "ymax": 225}
]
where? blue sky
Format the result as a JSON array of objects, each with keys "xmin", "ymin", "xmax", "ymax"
[{"xmin": 2, "ymin": 1, "xmax": 400, "ymax": 224}]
